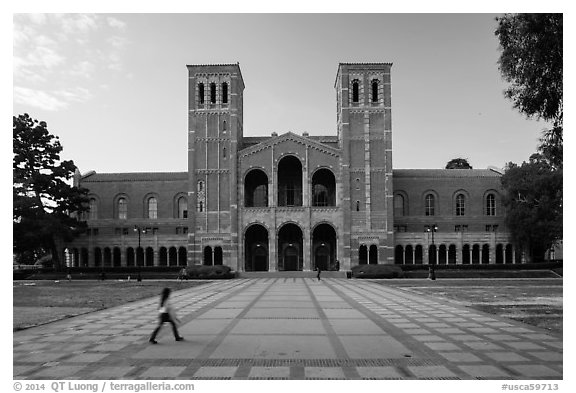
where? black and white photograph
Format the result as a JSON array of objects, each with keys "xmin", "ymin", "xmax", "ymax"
[{"xmin": 10, "ymin": 3, "xmax": 567, "ymax": 391}]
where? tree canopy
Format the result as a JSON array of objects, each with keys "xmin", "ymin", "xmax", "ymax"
[
  {"xmin": 501, "ymin": 153, "xmax": 562, "ymax": 262},
  {"xmin": 13, "ymin": 113, "xmax": 89, "ymax": 268},
  {"xmin": 495, "ymin": 13, "xmax": 563, "ymax": 166},
  {"xmin": 445, "ymin": 158, "xmax": 472, "ymax": 169}
]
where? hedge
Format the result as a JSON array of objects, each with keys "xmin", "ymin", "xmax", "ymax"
[{"xmin": 351, "ymin": 264, "xmax": 404, "ymax": 279}]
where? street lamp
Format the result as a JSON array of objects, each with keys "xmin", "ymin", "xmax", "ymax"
[
  {"xmin": 426, "ymin": 223, "xmax": 438, "ymax": 280},
  {"xmin": 133, "ymin": 225, "xmax": 145, "ymax": 282}
]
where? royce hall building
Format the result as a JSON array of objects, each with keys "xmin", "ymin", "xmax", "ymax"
[{"xmin": 65, "ymin": 63, "xmax": 518, "ymax": 272}]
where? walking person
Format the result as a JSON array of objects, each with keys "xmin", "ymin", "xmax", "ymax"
[
  {"xmin": 149, "ymin": 288, "xmax": 184, "ymax": 344},
  {"xmin": 316, "ymin": 265, "xmax": 322, "ymax": 281}
]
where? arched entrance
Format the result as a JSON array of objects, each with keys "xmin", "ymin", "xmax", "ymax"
[
  {"xmin": 245, "ymin": 224, "xmax": 269, "ymax": 272},
  {"xmin": 278, "ymin": 223, "xmax": 303, "ymax": 271},
  {"xmin": 312, "ymin": 223, "xmax": 337, "ymax": 271}
]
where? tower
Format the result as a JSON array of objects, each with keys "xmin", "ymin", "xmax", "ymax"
[
  {"xmin": 186, "ymin": 64, "xmax": 244, "ymax": 268},
  {"xmin": 335, "ymin": 63, "xmax": 394, "ymax": 264}
]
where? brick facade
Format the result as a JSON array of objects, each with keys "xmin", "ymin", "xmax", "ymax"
[{"xmin": 63, "ymin": 63, "xmax": 516, "ymax": 270}]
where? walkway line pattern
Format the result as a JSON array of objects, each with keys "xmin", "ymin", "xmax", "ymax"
[{"xmin": 13, "ymin": 279, "xmax": 562, "ymax": 380}]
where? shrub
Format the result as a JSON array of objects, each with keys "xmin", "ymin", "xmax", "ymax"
[
  {"xmin": 185, "ymin": 265, "xmax": 235, "ymax": 279},
  {"xmin": 351, "ymin": 264, "xmax": 404, "ymax": 279}
]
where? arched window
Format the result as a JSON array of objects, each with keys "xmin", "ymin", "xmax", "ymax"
[
  {"xmin": 312, "ymin": 168, "xmax": 336, "ymax": 207},
  {"xmin": 118, "ymin": 197, "xmax": 127, "ymax": 220},
  {"xmin": 223, "ymin": 147, "xmax": 227, "ymax": 158},
  {"xmin": 359, "ymin": 245, "xmax": 367, "ymax": 264},
  {"xmin": 210, "ymin": 82, "xmax": 216, "ymax": 104},
  {"xmin": 352, "ymin": 80, "xmax": 360, "ymax": 103},
  {"xmin": 425, "ymin": 194, "xmax": 435, "ymax": 216},
  {"xmin": 198, "ymin": 201, "xmax": 204, "ymax": 212},
  {"xmin": 88, "ymin": 198, "xmax": 97, "ymax": 220},
  {"xmin": 178, "ymin": 196, "xmax": 188, "ymax": 219},
  {"xmin": 456, "ymin": 194, "xmax": 466, "ymax": 216},
  {"xmin": 198, "ymin": 83, "xmax": 205, "ymax": 104},
  {"xmin": 214, "ymin": 246, "xmax": 223, "ymax": 265},
  {"xmin": 223, "ymin": 120, "xmax": 227, "ymax": 131},
  {"xmin": 221, "ymin": 82, "xmax": 228, "ymax": 104},
  {"xmin": 394, "ymin": 194, "xmax": 404, "ymax": 216},
  {"xmin": 203, "ymin": 246, "xmax": 213, "ymax": 266},
  {"xmin": 486, "ymin": 193, "xmax": 496, "ymax": 216},
  {"xmin": 371, "ymin": 80, "xmax": 379, "ymax": 102},
  {"xmin": 356, "ymin": 200, "xmax": 360, "ymax": 212},
  {"xmin": 147, "ymin": 197, "xmax": 158, "ymax": 219}
]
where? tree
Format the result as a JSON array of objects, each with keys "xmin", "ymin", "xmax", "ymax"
[
  {"xmin": 495, "ymin": 13, "xmax": 563, "ymax": 166},
  {"xmin": 501, "ymin": 153, "xmax": 562, "ymax": 262},
  {"xmin": 13, "ymin": 114, "xmax": 89, "ymax": 269},
  {"xmin": 445, "ymin": 158, "xmax": 472, "ymax": 169}
]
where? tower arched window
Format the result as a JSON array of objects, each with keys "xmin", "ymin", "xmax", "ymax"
[
  {"xmin": 221, "ymin": 82, "xmax": 228, "ymax": 104},
  {"xmin": 223, "ymin": 147, "xmax": 227, "ymax": 158},
  {"xmin": 456, "ymin": 194, "xmax": 466, "ymax": 216},
  {"xmin": 356, "ymin": 200, "xmax": 360, "ymax": 212},
  {"xmin": 425, "ymin": 194, "xmax": 435, "ymax": 216},
  {"xmin": 486, "ymin": 193, "xmax": 496, "ymax": 216},
  {"xmin": 210, "ymin": 82, "xmax": 216, "ymax": 104},
  {"xmin": 223, "ymin": 120, "xmax": 227, "ymax": 131},
  {"xmin": 88, "ymin": 198, "xmax": 98, "ymax": 220},
  {"xmin": 177, "ymin": 196, "xmax": 188, "ymax": 219},
  {"xmin": 352, "ymin": 80, "xmax": 359, "ymax": 103},
  {"xmin": 147, "ymin": 197, "xmax": 158, "ymax": 219},
  {"xmin": 198, "ymin": 83, "xmax": 205, "ymax": 105},
  {"xmin": 371, "ymin": 80, "xmax": 379, "ymax": 102},
  {"xmin": 118, "ymin": 197, "xmax": 127, "ymax": 220},
  {"xmin": 198, "ymin": 201, "xmax": 204, "ymax": 212}
]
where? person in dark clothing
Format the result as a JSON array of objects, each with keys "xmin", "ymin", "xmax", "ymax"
[
  {"xmin": 149, "ymin": 288, "xmax": 184, "ymax": 344},
  {"xmin": 316, "ymin": 265, "xmax": 322, "ymax": 281}
]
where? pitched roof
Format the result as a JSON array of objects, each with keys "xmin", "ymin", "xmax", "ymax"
[
  {"xmin": 81, "ymin": 172, "xmax": 188, "ymax": 183},
  {"xmin": 393, "ymin": 169, "xmax": 503, "ymax": 178}
]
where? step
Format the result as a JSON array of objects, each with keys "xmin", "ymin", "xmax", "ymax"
[{"xmin": 237, "ymin": 271, "xmax": 348, "ymax": 278}]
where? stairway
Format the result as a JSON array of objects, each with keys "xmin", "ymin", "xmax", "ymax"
[{"xmin": 237, "ymin": 271, "xmax": 348, "ymax": 278}]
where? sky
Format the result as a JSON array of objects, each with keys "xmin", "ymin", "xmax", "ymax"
[{"xmin": 12, "ymin": 13, "xmax": 551, "ymax": 174}]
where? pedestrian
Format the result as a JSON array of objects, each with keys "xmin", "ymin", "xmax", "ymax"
[
  {"xmin": 149, "ymin": 288, "xmax": 184, "ymax": 344},
  {"xmin": 316, "ymin": 265, "xmax": 322, "ymax": 281}
]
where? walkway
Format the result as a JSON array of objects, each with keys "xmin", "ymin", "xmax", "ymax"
[{"xmin": 13, "ymin": 278, "xmax": 562, "ymax": 380}]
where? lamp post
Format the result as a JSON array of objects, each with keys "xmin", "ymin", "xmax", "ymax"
[
  {"xmin": 426, "ymin": 224, "xmax": 438, "ymax": 280},
  {"xmin": 133, "ymin": 225, "xmax": 144, "ymax": 281}
]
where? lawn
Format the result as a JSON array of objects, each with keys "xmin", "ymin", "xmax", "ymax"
[
  {"xmin": 13, "ymin": 280, "xmax": 207, "ymax": 331},
  {"xmin": 379, "ymin": 278, "xmax": 563, "ymax": 334}
]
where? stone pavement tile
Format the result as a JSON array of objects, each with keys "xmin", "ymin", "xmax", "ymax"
[
  {"xmin": 385, "ymin": 318, "xmax": 411, "ymax": 323},
  {"xmin": 31, "ymin": 365, "xmax": 86, "ymax": 378},
  {"xmin": 463, "ymin": 341, "xmax": 505, "ymax": 351},
  {"xmin": 521, "ymin": 333, "xmax": 556, "ymax": 341},
  {"xmin": 197, "ymin": 308, "xmax": 243, "ymax": 319},
  {"xmin": 244, "ymin": 308, "xmax": 319, "ymax": 319},
  {"xmin": 249, "ymin": 366, "xmax": 290, "ymax": 379},
  {"xmin": 484, "ymin": 334, "xmax": 520, "ymax": 341},
  {"xmin": 13, "ymin": 365, "xmax": 39, "ymax": 377},
  {"xmin": 339, "ymin": 335, "xmax": 412, "ymax": 359},
  {"xmin": 210, "ymin": 335, "xmax": 336, "ymax": 359},
  {"xmin": 139, "ymin": 366, "xmax": 186, "ymax": 379},
  {"xmin": 485, "ymin": 321, "xmax": 514, "ymax": 327},
  {"xmin": 439, "ymin": 328, "xmax": 467, "ymax": 335},
  {"xmin": 544, "ymin": 341, "xmax": 563, "ymax": 350},
  {"xmin": 412, "ymin": 335, "xmax": 445, "ymax": 342},
  {"xmin": 329, "ymin": 319, "xmax": 383, "ymax": 335},
  {"xmin": 484, "ymin": 352, "xmax": 529, "ymax": 362},
  {"xmin": 214, "ymin": 301, "xmax": 252, "ymax": 308},
  {"xmin": 450, "ymin": 334, "xmax": 484, "ymax": 342},
  {"xmin": 458, "ymin": 365, "xmax": 511, "ymax": 378},
  {"xmin": 323, "ymin": 309, "xmax": 365, "ymax": 319},
  {"xmin": 193, "ymin": 366, "xmax": 238, "ymax": 378},
  {"xmin": 407, "ymin": 365, "xmax": 458, "ymax": 379},
  {"xmin": 316, "ymin": 301, "xmax": 352, "ymax": 308},
  {"xmin": 438, "ymin": 352, "xmax": 483, "ymax": 363},
  {"xmin": 109, "ymin": 335, "xmax": 143, "ymax": 343},
  {"xmin": 393, "ymin": 323, "xmax": 418, "ymax": 329},
  {"xmin": 91, "ymin": 343, "xmax": 130, "ymax": 352},
  {"xmin": 454, "ymin": 322, "xmax": 484, "ymax": 328},
  {"xmin": 232, "ymin": 318, "xmax": 325, "ymax": 335},
  {"xmin": 508, "ymin": 364, "xmax": 562, "ymax": 378},
  {"xmin": 527, "ymin": 351, "xmax": 563, "ymax": 362},
  {"xmin": 14, "ymin": 343, "xmax": 50, "ymax": 351},
  {"xmin": 305, "ymin": 367, "xmax": 346, "ymax": 379},
  {"xmin": 501, "ymin": 327, "xmax": 533, "ymax": 333},
  {"xmin": 18, "ymin": 352, "xmax": 68, "ymax": 363},
  {"xmin": 67, "ymin": 353, "xmax": 109, "ymax": 363},
  {"xmin": 402, "ymin": 328, "xmax": 433, "ymax": 335},
  {"xmin": 424, "ymin": 342, "xmax": 463, "ymax": 351},
  {"xmin": 504, "ymin": 342, "xmax": 545, "ymax": 351},
  {"xmin": 89, "ymin": 366, "xmax": 135, "ymax": 379},
  {"xmin": 133, "ymin": 336, "xmax": 213, "ymax": 359},
  {"xmin": 255, "ymin": 301, "xmax": 315, "ymax": 308},
  {"xmin": 179, "ymin": 319, "xmax": 232, "ymax": 335},
  {"xmin": 468, "ymin": 327, "xmax": 499, "ymax": 334},
  {"xmin": 356, "ymin": 366, "xmax": 403, "ymax": 379}
]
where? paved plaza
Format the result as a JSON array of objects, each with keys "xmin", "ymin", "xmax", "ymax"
[{"xmin": 13, "ymin": 278, "xmax": 562, "ymax": 380}]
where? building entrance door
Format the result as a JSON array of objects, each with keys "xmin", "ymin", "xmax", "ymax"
[{"xmin": 284, "ymin": 246, "xmax": 298, "ymax": 271}]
